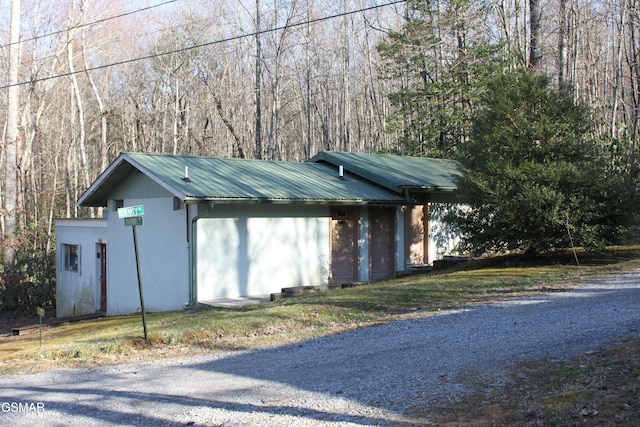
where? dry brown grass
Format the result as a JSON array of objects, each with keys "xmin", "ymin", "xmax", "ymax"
[{"xmin": 430, "ymin": 336, "xmax": 640, "ymax": 426}]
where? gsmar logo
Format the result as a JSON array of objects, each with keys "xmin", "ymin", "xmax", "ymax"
[{"xmin": 1, "ymin": 401, "xmax": 45, "ymax": 413}]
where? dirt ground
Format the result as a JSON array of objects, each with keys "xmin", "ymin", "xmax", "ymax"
[
  {"xmin": 0, "ymin": 310, "xmax": 62, "ymax": 336},
  {"xmin": 429, "ymin": 336, "xmax": 640, "ymax": 425}
]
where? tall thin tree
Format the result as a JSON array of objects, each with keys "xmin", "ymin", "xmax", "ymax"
[
  {"xmin": 558, "ymin": 0, "xmax": 568, "ymax": 86},
  {"xmin": 529, "ymin": 0, "xmax": 543, "ymax": 69},
  {"xmin": 3, "ymin": 0, "xmax": 21, "ymax": 267},
  {"xmin": 255, "ymin": 0, "xmax": 263, "ymax": 159}
]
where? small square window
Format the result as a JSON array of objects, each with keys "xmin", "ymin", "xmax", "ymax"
[
  {"xmin": 113, "ymin": 199, "xmax": 124, "ymax": 211},
  {"xmin": 64, "ymin": 244, "xmax": 79, "ymax": 272}
]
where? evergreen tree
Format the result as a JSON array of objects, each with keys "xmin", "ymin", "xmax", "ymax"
[
  {"xmin": 377, "ymin": 0, "xmax": 503, "ymax": 157},
  {"xmin": 448, "ymin": 69, "xmax": 636, "ymax": 256}
]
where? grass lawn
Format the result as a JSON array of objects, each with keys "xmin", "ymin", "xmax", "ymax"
[{"xmin": 1, "ymin": 246, "xmax": 640, "ymax": 424}]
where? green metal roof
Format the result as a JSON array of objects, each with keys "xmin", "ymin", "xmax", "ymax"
[
  {"xmin": 310, "ymin": 151, "xmax": 463, "ymax": 194},
  {"xmin": 77, "ymin": 152, "xmax": 409, "ymax": 207}
]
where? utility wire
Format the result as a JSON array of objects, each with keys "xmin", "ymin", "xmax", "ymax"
[
  {"xmin": 0, "ymin": 0, "xmax": 404, "ymax": 90},
  {"xmin": 0, "ymin": 0, "xmax": 177, "ymax": 49}
]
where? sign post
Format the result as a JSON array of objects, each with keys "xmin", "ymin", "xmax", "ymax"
[
  {"xmin": 36, "ymin": 306, "xmax": 44, "ymax": 349},
  {"xmin": 118, "ymin": 205, "xmax": 148, "ymax": 341}
]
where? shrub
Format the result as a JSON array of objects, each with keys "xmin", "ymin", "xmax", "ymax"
[{"xmin": 0, "ymin": 249, "xmax": 56, "ymax": 314}]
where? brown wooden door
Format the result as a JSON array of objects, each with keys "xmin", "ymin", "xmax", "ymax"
[
  {"xmin": 370, "ymin": 207, "xmax": 395, "ymax": 281},
  {"xmin": 330, "ymin": 207, "xmax": 359, "ymax": 284}
]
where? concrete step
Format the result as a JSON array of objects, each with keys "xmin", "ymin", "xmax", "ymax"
[
  {"xmin": 433, "ymin": 256, "xmax": 473, "ymax": 271},
  {"xmin": 270, "ymin": 282, "xmax": 366, "ymax": 301}
]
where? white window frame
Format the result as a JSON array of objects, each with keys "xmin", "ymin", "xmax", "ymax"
[{"xmin": 63, "ymin": 244, "xmax": 80, "ymax": 273}]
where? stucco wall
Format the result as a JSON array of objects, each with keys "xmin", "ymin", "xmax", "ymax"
[
  {"xmin": 103, "ymin": 196, "xmax": 191, "ymax": 315},
  {"xmin": 196, "ymin": 204, "xmax": 330, "ymax": 301},
  {"xmin": 56, "ymin": 219, "xmax": 108, "ymax": 318},
  {"xmin": 429, "ymin": 203, "xmax": 462, "ymax": 263},
  {"xmin": 103, "ymin": 172, "xmax": 191, "ymax": 315}
]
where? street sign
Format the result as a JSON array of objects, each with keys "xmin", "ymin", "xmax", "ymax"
[
  {"xmin": 36, "ymin": 306, "xmax": 45, "ymax": 317},
  {"xmin": 118, "ymin": 205, "xmax": 145, "ymax": 219},
  {"xmin": 124, "ymin": 216, "xmax": 144, "ymax": 226}
]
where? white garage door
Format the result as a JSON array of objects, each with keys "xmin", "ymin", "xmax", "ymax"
[{"xmin": 197, "ymin": 212, "xmax": 330, "ymax": 301}]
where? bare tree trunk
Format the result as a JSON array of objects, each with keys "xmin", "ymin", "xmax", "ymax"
[
  {"xmin": 82, "ymin": 38, "xmax": 108, "ymax": 172},
  {"xmin": 627, "ymin": 0, "xmax": 640, "ymax": 185},
  {"xmin": 340, "ymin": 0, "xmax": 351, "ymax": 152},
  {"xmin": 255, "ymin": 0, "xmax": 263, "ymax": 159},
  {"xmin": 46, "ymin": 145, "xmax": 61, "ymax": 253},
  {"xmin": 173, "ymin": 80, "xmax": 180, "ymax": 155},
  {"xmin": 82, "ymin": 47, "xmax": 108, "ymax": 216},
  {"xmin": 497, "ymin": 0, "xmax": 511, "ymax": 51},
  {"xmin": 569, "ymin": 0, "xmax": 580, "ymax": 95},
  {"xmin": 529, "ymin": 0, "xmax": 543, "ymax": 69},
  {"xmin": 65, "ymin": 148, "xmax": 73, "ymax": 218},
  {"xmin": 611, "ymin": 0, "xmax": 626, "ymax": 139},
  {"xmin": 3, "ymin": 0, "xmax": 20, "ymax": 266},
  {"xmin": 361, "ymin": 14, "xmax": 384, "ymax": 151},
  {"xmin": 305, "ymin": 3, "xmax": 312, "ymax": 159},
  {"xmin": 67, "ymin": 12, "xmax": 94, "ymax": 217},
  {"xmin": 215, "ymin": 98, "xmax": 246, "ymax": 159},
  {"xmin": 558, "ymin": 0, "xmax": 568, "ymax": 86}
]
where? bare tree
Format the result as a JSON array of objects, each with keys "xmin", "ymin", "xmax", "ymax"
[
  {"xmin": 558, "ymin": 0, "xmax": 568, "ymax": 85},
  {"xmin": 625, "ymin": 0, "xmax": 640, "ymax": 183},
  {"xmin": 529, "ymin": 0, "xmax": 543, "ymax": 69},
  {"xmin": 255, "ymin": 0, "xmax": 263, "ymax": 159},
  {"xmin": 3, "ymin": 0, "xmax": 21, "ymax": 266}
]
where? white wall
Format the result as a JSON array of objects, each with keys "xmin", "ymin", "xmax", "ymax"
[
  {"xmin": 358, "ymin": 207, "xmax": 370, "ymax": 282},
  {"xmin": 56, "ymin": 219, "xmax": 107, "ymax": 317},
  {"xmin": 196, "ymin": 205, "xmax": 330, "ymax": 301},
  {"xmin": 428, "ymin": 203, "xmax": 462, "ymax": 264},
  {"xmin": 104, "ymin": 196, "xmax": 191, "ymax": 315},
  {"xmin": 104, "ymin": 172, "xmax": 191, "ymax": 315}
]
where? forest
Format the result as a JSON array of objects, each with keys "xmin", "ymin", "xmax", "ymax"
[{"xmin": 1, "ymin": 1, "xmax": 639, "ymax": 276}]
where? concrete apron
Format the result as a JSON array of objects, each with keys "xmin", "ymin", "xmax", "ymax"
[{"xmin": 198, "ymin": 295, "xmax": 272, "ymax": 308}]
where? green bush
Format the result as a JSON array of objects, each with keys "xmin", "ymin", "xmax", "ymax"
[{"xmin": 0, "ymin": 250, "xmax": 56, "ymax": 314}]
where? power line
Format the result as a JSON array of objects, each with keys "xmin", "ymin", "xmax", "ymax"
[
  {"xmin": 0, "ymin": 0, "xmax": 177, "ymax": 50},
  {"xmin": 24, "ymin": 10, "xmax": 208, "ymax": 68},
  {"xmin": 0, "ymin": 0, "xmax": 404, "ymax": 90}
]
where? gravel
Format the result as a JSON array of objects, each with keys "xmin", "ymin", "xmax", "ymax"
[{"xmin": 1, "ymin": 271, "xmax": 639, "ymax": 426}]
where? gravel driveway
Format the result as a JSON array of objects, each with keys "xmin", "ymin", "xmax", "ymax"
[{"xmin": 1, "ymin": 271, "xmax": 639, "ymax": 426}]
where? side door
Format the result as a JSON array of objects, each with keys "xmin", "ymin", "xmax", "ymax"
[
  {"xmin": 369, "ymin": 207, "xmax": 396, "ymax": 281},
  {"xmin": 330, "ymin": 207, "xmax": 359, "ymax": 284}
]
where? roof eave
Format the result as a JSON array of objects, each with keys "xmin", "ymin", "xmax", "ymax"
[
  {"xmin": 184, "ymin": 197, "xmax": 410, "ymax": 206},
  {"xmin": 404, "ymin": 186, "xmax": 458, "ymax": 192}
]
